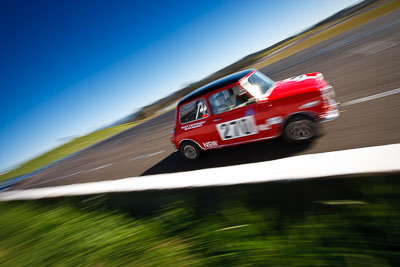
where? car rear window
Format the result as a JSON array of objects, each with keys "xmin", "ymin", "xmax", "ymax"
[{"xmin": 179, "ymin": 99, "xmax": 209, "ymax": 124}]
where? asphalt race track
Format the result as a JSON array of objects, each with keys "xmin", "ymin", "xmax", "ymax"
[{"xmin": 12, "ymin": 10, "xmax": 400, "ymax": 190}]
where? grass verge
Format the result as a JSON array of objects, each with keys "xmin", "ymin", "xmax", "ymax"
[
  {"xmin": 0, "ymin": 122, "xmax": 139, "ymax": 183},
  {"xmin": 1, "ymin": 175, "xmax": 399, "ymax": 266}
]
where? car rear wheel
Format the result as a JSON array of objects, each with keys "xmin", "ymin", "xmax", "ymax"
[
  {"xmin": 180, "ymin": 141, "xmax": 201, "ymax": 160},
  {"xmin": 283, "ymin": 116, "xmax": 317, "ymax": 143}
]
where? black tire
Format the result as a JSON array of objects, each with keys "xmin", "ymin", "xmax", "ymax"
[
  {"xmin": 283, "ymin": 115, "xmax": 317, "ymax": 143},
  {"xmin": 180, "ymin": 141, "xmax": 201, "ymax": 160}
]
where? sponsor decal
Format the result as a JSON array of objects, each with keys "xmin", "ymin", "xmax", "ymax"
[
  {"xmin": 257, "ymin": 123, "xmax": 271, "ymax": 131},
  {"xmin": 203, "ymin": 141, "xmax": 218, "ymax": 148},
  {"xmin": 257, "ymin": 116, "xmax": 283, "ymax": 131},
  {"xmin": 285, "ymin": 75, "xmax": 310, "ymax": 82},
  {"xmin": 181, "ymin": 120, "xmax": 206, "ymax": 131},
  {"xmin": 216, "ymin": 115, "xmax": 258, "ymax": 141},
  {"xmin": 245, "ymin": 108, "xmax": 255, "ymax": 116},
  {"xmin": 299, "ymin": 100, "xmax": 321, "ymax": 109},
  {"xmin": 266, "ymin": 116, "xmax": 283, "ymax": 125}
]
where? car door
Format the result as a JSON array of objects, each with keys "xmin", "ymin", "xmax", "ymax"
[{"xmin": 208, "ymin": 85, "xmax": 270, "ymax": 147}]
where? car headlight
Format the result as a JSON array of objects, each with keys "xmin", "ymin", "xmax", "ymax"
[{"xmin": 320, "ymin": 85, "xmax": 335, "ymax": 99}]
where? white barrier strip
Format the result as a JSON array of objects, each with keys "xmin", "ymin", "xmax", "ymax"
[{"xmin": 1, "ymin": 144, "xmax": 399, "ymax": 201}]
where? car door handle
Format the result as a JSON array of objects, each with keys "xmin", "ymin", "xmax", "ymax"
[{"xmin": 213, "ymin": 118, "xmax": 222, "ymax": 122}]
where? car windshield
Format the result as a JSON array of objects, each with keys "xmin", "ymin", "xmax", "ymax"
[{"xmin": 240, "ymin": 71, "xmax": 275, "ymax": 98}]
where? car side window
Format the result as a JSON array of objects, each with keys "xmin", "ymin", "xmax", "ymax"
[
  {"xmin": 179, "ymin": 99, "xmax": 209, "ymax": 124},
  {"xmin": 208, "ymin": 86, "xmax": 253, "ymax": 115}
]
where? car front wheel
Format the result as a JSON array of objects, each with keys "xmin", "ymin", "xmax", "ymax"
[
  {"xmin": 180, "ymin": 141, "xmax": 201, "ymax": 160},
  {"xmin": 283, "ymin": 116, "xmax": 317, "ymax": 143}
]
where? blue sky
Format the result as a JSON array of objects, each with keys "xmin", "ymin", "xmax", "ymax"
[{"xmin": 0, "ymin": 0, "xmax": 359, "ymax": 172}]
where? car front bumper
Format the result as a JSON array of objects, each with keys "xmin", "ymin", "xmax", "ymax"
[{"xmin": 320, "ymin": 99, "xmax": 340, "ymax": 122}]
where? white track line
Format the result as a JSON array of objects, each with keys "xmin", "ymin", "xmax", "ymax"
[
  {"xmin": 25, "ymin": 151, "xmax": 165, "ymax": 189},
  {"xmin": 129, "ymin": 150, "xmax": 165, "ymax": 161},
  {"xmin": 1, "ymin": 144, "xmax": 399, "ymax": 201},
  {"xmin": 342, "ymin": 88, "xmax": 400, "ymax": 107},
  {"xmin": 85, "ymin": 163, "xmax": 113, "ymax": 172},
  {"xmin": 27, "ymin": 171, "xmax": 84, "ymax": 188},
  {"xmin": 27, "ymin": 163, "xmax": 114, "ymax": 188}
]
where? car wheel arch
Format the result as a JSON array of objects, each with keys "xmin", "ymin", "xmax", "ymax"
[
  {"xmin": 178, "ymin": 139, "xmax": 204, "ymax": 151},
  {"xmin": 179, "ymin": 140, "xmax": 202, "ymax": 160},
  {"xmin": 282, "ymin": 111, "xmax": 317, "ymax": 128}
]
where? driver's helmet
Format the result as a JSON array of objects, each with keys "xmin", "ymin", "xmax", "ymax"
[{"xmin": 214, "ymin": 92, "xmax": 226, "ymax": 107}]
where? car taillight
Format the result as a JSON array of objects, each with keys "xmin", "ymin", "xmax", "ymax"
[
  {"xmin": 320, "ymin": 85, "xmax": 335, "ymax": 99},
  {"xmin": 170, "ymin": 128, "xmax": 175, "ymax": 144}
]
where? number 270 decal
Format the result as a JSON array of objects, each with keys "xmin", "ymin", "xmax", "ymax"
[{"xmin": 216, "ymin": 115, "xmax": 258, "ymax": 141}]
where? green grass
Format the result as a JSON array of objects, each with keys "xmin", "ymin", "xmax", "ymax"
[
  {"xmin": 0, "ymin": 201, "xmax": 200, "ymax": 266},
  {"xmin": 0, "ymin": 122, "xmax": 139, "ymax": 183},
  {"xmin": 1, "ymin": 175, "xmax": 400, "ymax": 266}
]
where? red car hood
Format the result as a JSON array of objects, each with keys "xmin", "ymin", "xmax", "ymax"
[{"xmin": 261, "ymin": 73, "xmax": 325, "ymax": 101}]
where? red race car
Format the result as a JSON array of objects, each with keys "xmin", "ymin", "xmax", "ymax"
[{"xmin": 171, "ymin": 69, "xmax": 339, "ymax": 160}]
